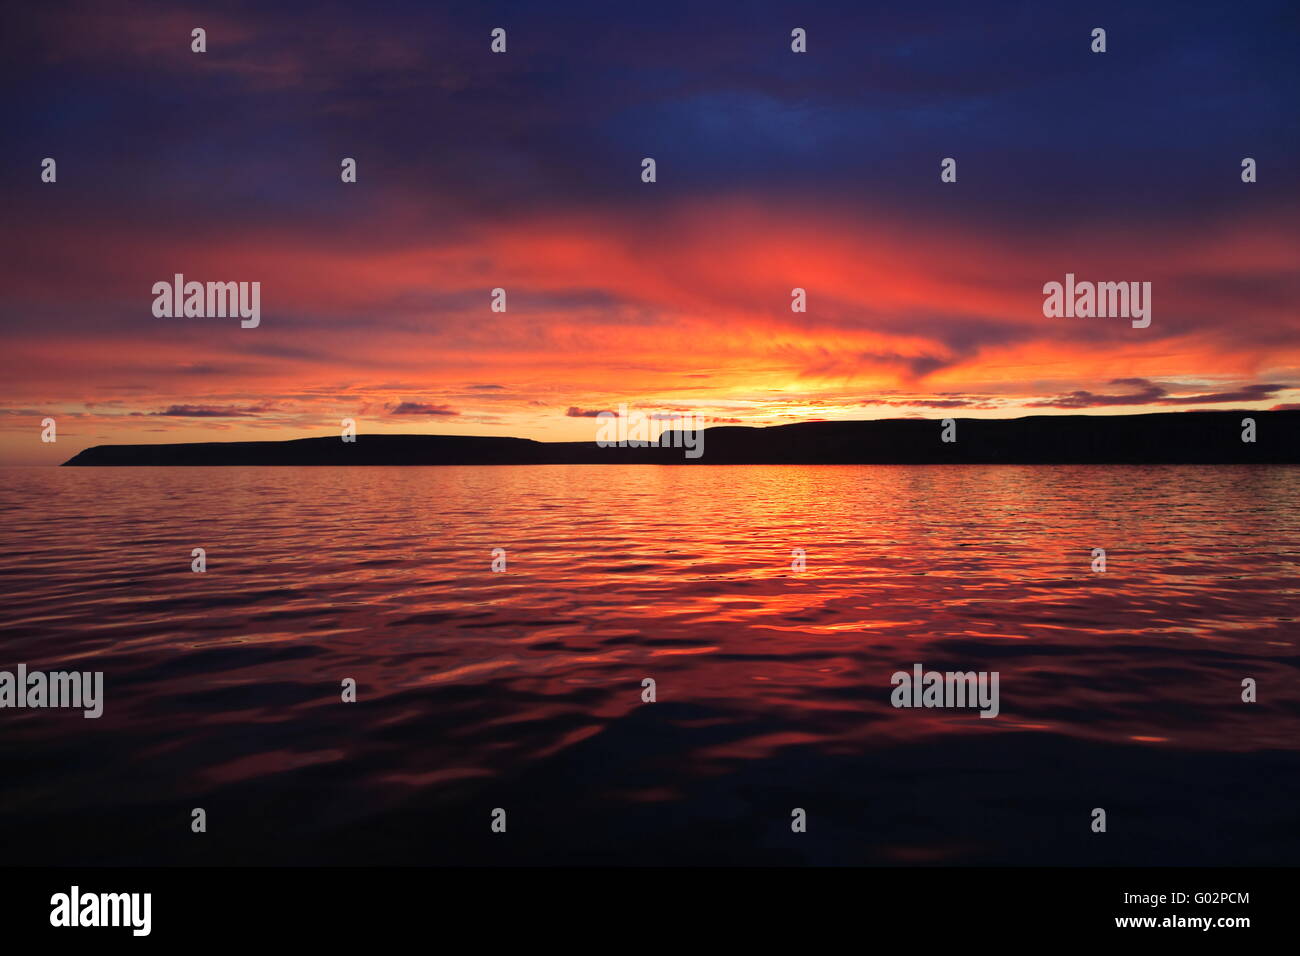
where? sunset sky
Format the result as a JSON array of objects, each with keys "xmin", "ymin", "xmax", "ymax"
[{"xmin": 3, "ymin": 0, "xmax": 1298, "ymax": 464}]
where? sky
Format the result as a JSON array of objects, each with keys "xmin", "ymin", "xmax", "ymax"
[{"xmin": 2, "ymin": 0, "xmax": 1298, "ymax": 464}]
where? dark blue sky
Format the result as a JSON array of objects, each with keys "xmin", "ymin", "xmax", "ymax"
[{"xmin": 2, "ymin": 0, "xmax": 1297, "ymax": 463}]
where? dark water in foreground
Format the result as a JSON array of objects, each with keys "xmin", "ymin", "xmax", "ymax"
[{"xmin": 1, "ymin": 465, "xmax": 1297, "ymax": 865}]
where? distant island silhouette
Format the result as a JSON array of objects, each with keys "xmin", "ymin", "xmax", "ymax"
[{"xmin": 61, "ymin": 410, "xmax": 1300, "ymax": 466}]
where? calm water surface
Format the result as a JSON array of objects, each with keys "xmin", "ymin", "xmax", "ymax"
[{"xmin": 1, "ymin": 465, "xmax": 1297, "ymax": 864}]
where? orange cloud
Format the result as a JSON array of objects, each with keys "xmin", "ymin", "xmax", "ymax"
[{"xmin": 2, "ymin": 196, "xmax": 1297, "ymax": 464}]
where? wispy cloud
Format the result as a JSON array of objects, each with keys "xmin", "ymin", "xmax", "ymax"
[
  {"xmin": 149, "ymin": 404, "xmax": 270, "ymax": 417},
  {"xmin": 1029, "ymin": 380, "xmax": 1289, "ymax": 410},
  {"xmin": 387, "ymin": 402, "xmax": 459, "ymax": 416}
]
